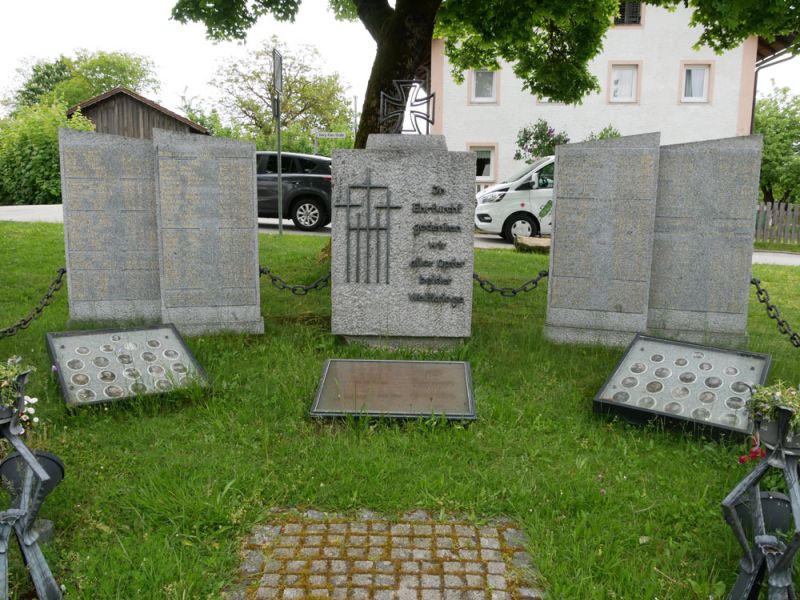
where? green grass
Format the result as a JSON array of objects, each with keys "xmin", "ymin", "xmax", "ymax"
[
  {"xmin": 754, "ymin": 240, "xmax": 800, "ymax": 253},
  {"xmin": 0, "ymin": 221, "xmax": 799, "ymax": 599}
]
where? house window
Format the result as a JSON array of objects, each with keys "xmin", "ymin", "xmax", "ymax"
[
  {"xmin": 610, "ymin": 64, "xmax": 639, "ymax": 103},
  {"xmin": 471, "ymin": 70, "xmax": 497, "ymax": 103},
  {"xmin": 681, "ymin": 64, "xmax": 711, "ymax": 102},
  {"xmin": 472, "ymin": 147, "xmax": 495, "ymax": 181},
  {"xmin": 614, "ymin": 2, "xmax": 641, "ymax": 25}
]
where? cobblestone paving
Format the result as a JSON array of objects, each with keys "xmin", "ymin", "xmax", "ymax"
[{"xmin": 228, "ymin": 510, "xmax": 545, "ymax": 600}]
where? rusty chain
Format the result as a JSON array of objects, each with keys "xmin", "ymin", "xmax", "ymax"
[
  {"xmin": 472, "ymin": 270, "xmax": 549, "ymax": 297},
  {"xmin": 751, "ymin": 277, "xmax": 800, "ymax": 348},
  {"xmin": 259, "ymin": 266, "xmax": 331, "ymax": 296},
  {"xmin": 0, "ymin": 268, "xmax": 67, "ymax": 339}
]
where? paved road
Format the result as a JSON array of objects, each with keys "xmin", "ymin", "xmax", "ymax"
[{"xmin": 2, "ymin": 204, "xmax": 799, "ymax": 265}]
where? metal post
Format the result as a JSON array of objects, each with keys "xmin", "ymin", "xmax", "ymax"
[
  {"xmin": 277, "ymin": 99, "xmax": 283, "ymax": 235},
  {"xmin": 313, "ymin": 130, "xmax": 319, "ymax": 156},
  {"xmin": 273, "ymin": 48, "xmax": 283, "ymax": 235}
]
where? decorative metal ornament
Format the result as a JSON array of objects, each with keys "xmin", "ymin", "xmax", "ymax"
[
  {"xmin": 333, "ymin": 168, "xmax": 401, "ymax": 284},
  {"xmin": 379, "ymin": 80, "xmax": 435, "ymax": 135},
  {"xmin": 594, "ymin": 335, "xmax": 771, "ymax": 435},
  {"xmin": 0, "ymin": 372, "xmax": 64, "ymax": 600},
  {"xmin": 46, "ymin": 325, "xmax": 207, "ymax": 407},
  {"xmin": 722, "ymin": 407, "xmax": 800, "ymax": 599}
]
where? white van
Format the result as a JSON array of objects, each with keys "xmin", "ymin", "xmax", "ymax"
[{"xmin": 474, "ymin": 156, "xmax": 555, "ymax": 241}]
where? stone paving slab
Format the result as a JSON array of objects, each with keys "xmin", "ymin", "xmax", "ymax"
[{"xmin": 227, "ymin": 510, "xmax": 545, "ymax": 600}]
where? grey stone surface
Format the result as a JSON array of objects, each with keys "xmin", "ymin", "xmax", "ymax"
[
  {"xmin": 230, "ymin": 509, "xmax": 545, "ymax": 599},
  {"xmin": 545, "ymin": 133, "xmax": 661, "ymax": 346},
  {"xmin": 153, "ymin": 129, "xmax": 264, "ymax": 335},
  {"xmin": 331, "ymin": 135, "xmax": 474, "ymax": 344},
  {"xmin": 366, "ymin": 134, "xmax": 448, "ymax": 151},
  {"xmin": 646, "ymin": 136, "xmax": 762, "ymax": 345},
  {"xmin": 59, "ymin": 128, "xmax": 161, "ymax": 322}
]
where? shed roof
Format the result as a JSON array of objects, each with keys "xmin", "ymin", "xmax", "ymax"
[
  {"xmin": 66, "ymin": 86, "xmax": 209, "ymax": 135},
  {"xmin": 757, "ymin": 34, "xmax": 798, "ymax": 69}
]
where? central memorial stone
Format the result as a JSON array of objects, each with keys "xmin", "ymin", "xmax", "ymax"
[{"xmin": 331, "ymin": 135, "xmax": 474, "ymax": 346}]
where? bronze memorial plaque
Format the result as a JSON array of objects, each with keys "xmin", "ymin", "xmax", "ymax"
[{"xmin": 311, "ymin": 359, "xmax": 475, "ymax": 420}]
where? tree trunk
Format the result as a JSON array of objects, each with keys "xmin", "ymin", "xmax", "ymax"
[
  {"xmin": 762, "ymin": 184, "xmax": 775, "ymax": 205},
  {"xmin": 354, "ymin": 0, "xmax": 442, "ymax": 149}
]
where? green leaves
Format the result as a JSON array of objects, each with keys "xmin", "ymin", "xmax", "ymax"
[
  {"xmin": 755, "ymin": 85, "xmax": 800, "ymax": 204},
  {"xmin": 513, "ymin": 119, "xmax": 570, "ymax": 164},
  {"xmin": 171, "ymin": 0, "xmax": 302, "ymax": 40},
  {"xmin": 10, "ymin": 50, "xmax": 160, "ymax": 112},
  {"xmin": 211, "ymin": 37, "xmax": 354, "ymax": 153},
  {"xmin": 0, "ymin": 102, "xmax": 94, "ymax": 205},
  {"xmin": 437, "ymin": 0, "xmax": 617, "ymax": 104}
]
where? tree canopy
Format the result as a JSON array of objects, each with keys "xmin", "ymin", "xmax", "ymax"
[
  {"xmin": 754, "ymin": 85, "xmax": 800, "ymax": 204},
  {"xmin": 171, "ymin": 0, "xmax": 799, "ymax": 147},
  {"xmin": 10, "ymin": 50, "xmax": 160, "ymax": 112},
  {"xmin": 210, "ymin": 37, "xmax": 352, "ymax": 152}
]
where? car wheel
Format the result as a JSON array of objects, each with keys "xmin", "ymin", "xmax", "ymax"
[
  {"xmin": 291, "ymin": 198, "xmax": 327, "ymax": 231},
  {"xmin": 502, "ymin": 214, "xmax": 538, "ymax": 242}
]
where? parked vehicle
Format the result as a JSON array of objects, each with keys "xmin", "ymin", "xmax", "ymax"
[
  {"xmin": 256, "ymin": 151, "xmax": 332, "ymax": 231},
  {"xmin": 474, "ymin": 156, "xmax": 555, "ymax": 241}
]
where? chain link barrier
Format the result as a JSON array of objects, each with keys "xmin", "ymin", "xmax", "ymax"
[
  {"xmin": 751, "ymin": 277, "xmax": 800, "ymax": 348},
  {"xmin": 0, "ymin": 268, "xmax": 67, "ymax": 339},
  {"xmin": 2, "ymin": 268, "xmax": 796, "ymax": 349},
  {"xmin": 472, "ymin": 270, "xmax": 549, "ymax": 297},
  {"xmin": 259, "ymin": 266, "xmax": 331, "ymax": 296}
]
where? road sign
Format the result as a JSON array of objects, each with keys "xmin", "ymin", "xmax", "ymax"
[
  {"xmin": 316, "ymin": 132, "xmax": 347, "ymax": 139},
  {"xmin": 272, "ymin": 49, "xmax": 283, "ymax": 93}
]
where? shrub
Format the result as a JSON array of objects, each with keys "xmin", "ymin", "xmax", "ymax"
[
  {"xmin": 0, "ymin": 101, "xmax": 94, "ymax": 205},
  {"xmin": 585, "ymin": 125, "xmax": 621, "ymax": 141},
  {"xmin": 513, "ymin": 118, "xmax": 570, "ymax": 163}
]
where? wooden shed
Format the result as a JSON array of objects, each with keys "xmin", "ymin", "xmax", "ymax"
[{"xmin": 66, "ymin": 86, "xmax": 209, "ymax": 139}]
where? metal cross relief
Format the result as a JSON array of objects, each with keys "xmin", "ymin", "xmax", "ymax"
[
  {"xmin": 379, "ymin": 80, "xmax": 435, "ymax": 135},
  {"xmin": 334, "ymin": 168, "xmax": 401, "ymax": 284}
]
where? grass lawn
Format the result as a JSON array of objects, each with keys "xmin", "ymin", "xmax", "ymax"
[
  {"xmin": 1, "ymin": 221, "xmax": 799, "ymax": 599},
  {"xmin": 754, "ymin": 240, "xmax": 800, "ymax": 253}
]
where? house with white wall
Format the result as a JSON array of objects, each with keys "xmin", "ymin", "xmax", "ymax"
[{"xmin": 429, "ymin": 2, "xmax": 764, "ymax": 189}]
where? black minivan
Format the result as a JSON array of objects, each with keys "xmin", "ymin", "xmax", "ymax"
[{"xmin": 256, "ymin": 151, "xmax": 332, "ymax": 231}]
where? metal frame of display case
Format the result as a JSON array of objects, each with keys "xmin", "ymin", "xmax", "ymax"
[
  {"xmin": 594, "ymin": 334, "xmax": 771, "ymax": 436},
  {"xmin": 46, "ymin": 324, "xmax": 208, "ymax": 407}
]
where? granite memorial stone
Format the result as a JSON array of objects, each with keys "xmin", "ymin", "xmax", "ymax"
[
  {"xmin": 331, "ymin": 134, "xmax": 474, "ymax": 346},
  {"xmin": 153, "ymin": 129, "xmax": 264, "ymax": 335},
  {"xmin": 647, "ymin": 136, "xmax": 763, "ymax": 346},
  {"xmin": 59, "ymin": 129, "xmax": 160, "ymax": 322},
  {"xmin": 545, "ymin": 133, "xmax": 661, "ymax": 346}
]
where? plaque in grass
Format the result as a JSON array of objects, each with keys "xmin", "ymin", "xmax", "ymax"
[
  {"xmin": 311, "ymin": 359, "xmax": 475, "ymax": 420},
  {"xmin": 594, "ymin": 334, "xmax": 770, "ymax": 434},
  {"xmin": 46, "ymin": 325, "xmax": 207, "ymax": 407}
]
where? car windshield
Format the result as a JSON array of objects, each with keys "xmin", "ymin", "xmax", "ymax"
[{"xmin": 501, "ymin": 157, "xmax": 551, "ymax": 184}]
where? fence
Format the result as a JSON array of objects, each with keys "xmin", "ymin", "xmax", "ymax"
[{"xmin": 755, "ymin": 203, "xmax": 799, "ymax": 244}]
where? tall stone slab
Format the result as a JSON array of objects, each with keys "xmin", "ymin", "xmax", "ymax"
[
  {"xmin": 331, "ymin": 135, "xmax": 474, "ymax": 347},
  {"xmin": 647, "ymin": 136, "xmax": 763, "ymax": 346},
  {"xmin": 59, "ymin": 129, "xmax": 161, "ymax": 322},
  {"xmin": 545, "ymin": 133, "xmax": 661, "ymax": 346},
  {"xmin": 153, "ymin": 129, "xmax": 264, "ymax": 335}
]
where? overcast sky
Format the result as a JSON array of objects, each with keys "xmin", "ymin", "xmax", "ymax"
[
  {"xmin": 1, "ymin": 0, "xmax": 798, "ymax": 119},
  {"xmin": 0, "ymin": 0, "xmax": 376, "ymax": 117}
]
